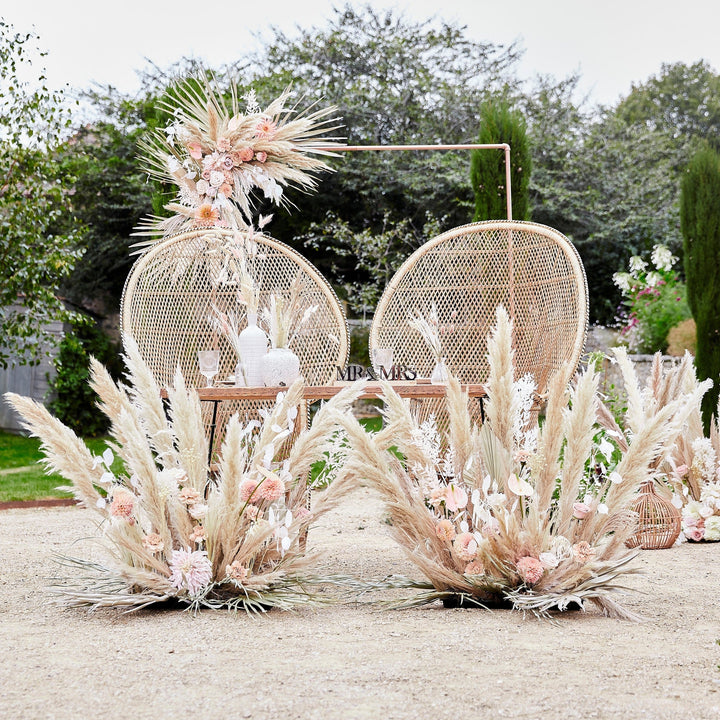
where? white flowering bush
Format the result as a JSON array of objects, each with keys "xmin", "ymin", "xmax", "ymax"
[{"xmin": 613, "ymin": 245, "xmax": 691, "ymax": 353}]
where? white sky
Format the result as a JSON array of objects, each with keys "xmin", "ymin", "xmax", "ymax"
[{"xmin": 5, "ymin": 0, "xmax": 719, "ymax": 107}]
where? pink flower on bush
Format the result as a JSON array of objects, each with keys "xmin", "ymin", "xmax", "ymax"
[
  {"xmin": 169, "ymin": 547, "xmax": 212, "ymax": 595},
  {"xmin": 435, "ymin": 518, "xmax": 456, "ymax": 542},
  {"xmin": 452, "ymin": 532, "xmax": 478, "ymax": 562},
  {"xmin": 516, "ymin": 556, "xmax": 544, "ymax": 585},
  {"xmin": 445, "ymin": 484, "xmax": 468, "ymax": 512}
]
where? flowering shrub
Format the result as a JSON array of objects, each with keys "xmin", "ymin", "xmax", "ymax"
[{"xmin": 613, "ymin": 245, "xmax": 691, "ymax": 353}]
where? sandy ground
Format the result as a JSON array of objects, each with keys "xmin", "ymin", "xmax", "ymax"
[{"xmin": 1, "ymin": 487, "xmax": 719, "ymax": 720}]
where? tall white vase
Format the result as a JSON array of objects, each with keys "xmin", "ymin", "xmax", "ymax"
[
  {"xmin": 238, "ymin": 311, "xmax": 268, "ymax": 386},
  {"xmin": 262, "ymin": 347, "xmax": 301, "ymax": 387}
]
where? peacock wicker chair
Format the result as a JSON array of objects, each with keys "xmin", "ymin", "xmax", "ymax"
[
  {"xmin": 369, "ymin": 220, "xmax": 589, "ymax": 427},
  {"xmin": 120, "ymin": 227, "xmax": 349, "ymax": 459}
]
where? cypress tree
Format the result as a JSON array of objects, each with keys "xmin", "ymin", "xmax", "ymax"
[
  {"xmin": 680, "ymin": 145, "xmax": 720, "ymax": 429},
  {"xmin": 470, "ymin": 101, "xmax": 531, "ymax": 221}
]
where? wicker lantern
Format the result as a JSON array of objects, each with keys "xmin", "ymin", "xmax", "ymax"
[{"xmin": 626, "ymin": 480, "xmax": 681, "ymax": 550}]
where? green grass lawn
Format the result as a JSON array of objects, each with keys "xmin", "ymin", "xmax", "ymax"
[
  {"xmin": 0, "ymin": 416, "xmax": 384, "ymax": 503},
  {"xmin": 0, "ymin": 430, "xmax": 114, "ymax": 502}
]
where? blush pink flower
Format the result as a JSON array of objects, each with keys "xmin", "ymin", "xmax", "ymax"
[
  {"xmin": 221, "ymin": 154, "xmax": 234, "ymax": 170},
  {"xmin": 216, "ymin": 137, "xmax": 232, "ymax": 152},
  {"xmin": 237, "ymin": 147, "xmax": 254, "ymax": 162},
  {"xmin": 516, "ymin": 556, "xmax": 544, "ymax": 585},
  {"xmin": 169, "ymin": 547, "xmax": 212, "ymax": 595},
  {"xmin": 109, "ymin": 490, "xmax": 135, "ymax": 523},
  {"xmin": 188, "ymin": 142, "xmax": 203, "ymax": 160},
  {"xmin": 243, "ymin": 504, "xmax": 260, "ymax": 521},
  {"xmin": 445, "ymin": 484, "xmax": 468, "ymax": 512},
  {"xmin": 573, "ymin": 502, "xmax": 591, "ymax": 519},
  {"xmin": 572, "ymin": 541, "xmax": 596, "ymax": 563},
  {"xmin": 435, "ymin": 518, "xmax": 456, "ymax": 542},
  {"xmin": 254, "ymin": 150, "xmax": 268, "ymax": 163},
  {"xmin": 685, "ymin": 525, "xmax": 705, "ymax": 542},
  {"xmin": 179, "ymin": 487, "xmax": 201, "ymax": 506},
  {"xmin": 452, "ymin": 532, "xmax": 478, "ymax": 562},
  {"xmin": 194, "ymin": 203, "xmax": 220, "ymax": 227},
  {"xmin": 226, "ymin": 561, "xmax": 249, "ymax": 582},
  {"xmin": 219, "ymin": 182, "xmax": 233, "ymax": 198},
  {"xmin": 254, "ymin": 119, "xmax": 277, "ymax": 139},
  {"xmin": 464, "ymin": 561, "xmax": 484, "ymax": 575},
  {"xmin": 239, "ymin": 479, "xmax": 259, "ymax": 503},
  {"xmin": 189, "ymin": 525, "xmax": 206, "ymax": 544},
  {"xmin": 258, "ymin": 474, "xmax": 285, "ymax": 503},
  {"xmin": 143, "ymin": 533, "xmax": 164, "ymax": 554}
]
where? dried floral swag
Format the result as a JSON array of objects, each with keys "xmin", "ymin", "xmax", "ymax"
[
  {"xmin": 6, "ymin": 339, "xmax": 361, "ymax": 612},
  {"xmin": 336, "ymin": 307, "xmax": 705, "ymax": 618}
]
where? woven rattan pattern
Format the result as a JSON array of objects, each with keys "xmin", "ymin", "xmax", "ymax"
[
  {"xmin": 626, "ymin": 481, "xmax": 682, "ymax": 550},
  {"xmin": 120, "ymin": 228, "xmax": 349, "ymax": 456},
  {"xmin": 370, "ymin": 221, "xmax": 588, "ymax": 395}
]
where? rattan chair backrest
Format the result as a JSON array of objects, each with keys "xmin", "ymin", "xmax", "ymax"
[
  {"xmin": 120, "ymin": 228, "xmax": 349, "ymax": 457},
  {"xmin": 369, "ymin": 220, "xmax": 588, "ymax": 396}
]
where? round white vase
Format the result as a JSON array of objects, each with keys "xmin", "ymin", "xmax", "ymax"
[
  {"xmin": 430, "ymin": 358, "xmax": 449, "ymax": 384},
  {"xmin": 238, "ymin": 311, "xmax": 268, "ymax": 386},
  {"xmin": 262, "ymin": 347, "xmax": 301, "ymax": 387}
]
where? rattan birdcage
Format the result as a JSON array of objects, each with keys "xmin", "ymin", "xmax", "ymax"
[
  {"xmin": 120, "ymin": 227, "xmax": 349, "ymax": 456},
  {"xmin": 626, "ymin": 480, "xmax": 682, "ymax": 550},
  {"xmin": 369, "ymin": 220, "xmax": 589, "ymax": 424}
]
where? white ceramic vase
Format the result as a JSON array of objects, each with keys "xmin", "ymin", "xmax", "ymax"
[
  {"xmin": 238, "ymin": 311, "xmax": 268, "ymax": 386},
  {"xmin": 430, "ymin": 357, "xmax": 449, "ymax": 384},
  {"xmin": 262, "ymin": 347, "xmax": 301, "ymax": 387}
]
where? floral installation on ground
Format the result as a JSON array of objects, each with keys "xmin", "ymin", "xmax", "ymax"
[
  {"xmin": 595, "ymin": 348, "xmax": 719, "ymax": 543},
  {"xmin": 336, "ymin": 306, "xmax": 705, "ymax": 618},
  {"xmin": 135, "ymin": 74, "xmax": 342, "ymax": 239},
  {"xmin": 6, "ymin": 338, "xmax": 362, "ymax": 612}
]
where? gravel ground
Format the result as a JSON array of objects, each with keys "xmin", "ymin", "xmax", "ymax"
[{"xmin": 1, "ymin": 487, "xmax": 719, "ymax": 720}]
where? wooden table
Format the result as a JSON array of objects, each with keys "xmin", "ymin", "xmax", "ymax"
[{"xmin": 184, "ymin": 382, "xmax": 488, "ymax": 463}]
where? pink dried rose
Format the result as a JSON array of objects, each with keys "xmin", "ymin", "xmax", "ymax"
[
  {"xmin": 188, "ymin": 142, "xmax": 203, "ymax": 160},
  {"xmin": 201, "ymin": 167, "xmax": 212, "ymax": 181},
  {"xmin": 685, "ymin": 525, "xmax": 705, "ymax": 542},
  {"xmin": 573, "ymin": 502, "xmax": 591, "ymax": 519},
  {"xmin": 169, "ymin": 547, "xmax": 212, "ymax": 596},
  {"xmin": 464, "ymin": 561, "xmax": 484, "ymax": 575},
  {"xmin": 452, "ymin": 532, "xmax": 478, "ymax": 562},
  {"xmin": 109, "ymin": 490, "xmax": 135, "ymax": 523},
  {"xmin": 142, "ymin": 533, "xmax": 164, "ymax": 554},
  {"xmin": 239, "ymin": 479, "xmax": 259, "ymax": 503},
  {"xmin": 572, "ymin": 541, "xmax": 596, "ymax": 563},
  {"xmin": 221, "ymin": 154, "xmax": 234, "ymax": 170},
  {"xmin": 219, "ymin": 183, "xmax": 233, "ymax": 198},
  {"xmin": 237, "ymin": 146, "xmax": 254, "ymax": 162},
  {"xmin": 217, "ymin": 137, "xmax": 232, "ymax": 152},
  {"xmin": 516, "ymin": 556, "xmax": 544, "ymax": 585},
  {"xmin": 445, "ymin": 483, "xmax": 468, "ymax": 512},
  {"xmin": 254, "ymin": 151, "xmax": 268, "ymax": 163},
  {"xmin": 435, "ymin": 518, "xmax": 456, "ymax": 542},
  {"xmin": 179, "ymin": 487, "xmax": 201, "ymax": 506}
]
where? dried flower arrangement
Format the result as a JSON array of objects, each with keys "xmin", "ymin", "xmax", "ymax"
[
  {"xmin": 136, "ymin": 75, "xmax": 342, "ymax": 238},
  {"xmin": 601, "ymin": 349, "xmax": 720, "ymax": 543},
  {"xmin": 408, "ymin": 304, "xmax": 456, "ymax": 363},
  {"xmin": 336, "ymin": 307, "xmax": 705, "ymax": 618},
  {"xmin": 6, "ymin": 339, "xmax": 361, "ymax": 612}
]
